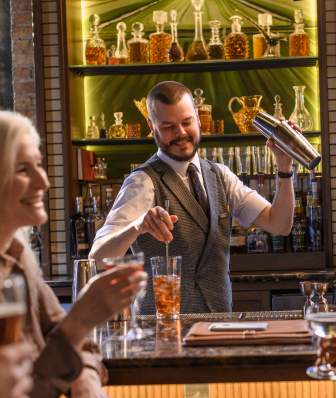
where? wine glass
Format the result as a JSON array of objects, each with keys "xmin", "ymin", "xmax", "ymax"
[
  {"xmin": 102, "ymin": 252, "xmax": 153, "ymax": 341},
  {"xmin": 306, "ymin": 311, "xmax": 336, "ymax": 380},
  {"xmin": 0, "ymin": 274, "xmax": 27, "ymax": 345},
  {"xmin": 299, "ymin": 281, "xmax": 315, "ymax": 318}
]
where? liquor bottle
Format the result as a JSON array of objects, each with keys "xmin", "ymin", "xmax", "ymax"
[
  {"xmin": 186, "ymin": 0, "xmax": 208, "ymax": 61},
  {"xmin": 289, "ymin": 9, "xmax": 310, "ymax": 57},
  {"xmin": 29, "ymin": 226, "xmax": 43, "ymax": 266},
  {"xmin": 230, "ymin": 218, "xmax": 246, "ymax": 254},
  {"xmin": 107, "ymin": 44, "xmax": 118, "ymax": 65},
  {"xmin": 149, "ymin": 11, "xmax": 171, "ymax": 63},
  {"xmin": 269, "ymin": 188, "xmax": 285, "ymax": 253},
  {"xmin": 115, "ymin": 22, "xmax": 129, "ymax": 64},
  {"xmin": 247, "ymin": 174, "xmax": 269, "ymax": 253},
  {"xmin": 128, "ymin": 22, "xmax": 149, "ymax": 63},
  {"xmin": 104, "ymin": 187, "xmax": 114, "ymax": 218},
  {"xmin": 307, "ymin": 179, "xmax": 322, "ymax": 251},
  {"xmin": 291, "ymin": 196, "xmax": 307, "ymax": 252},
  {"xmin": 168, "ymin": 10, "xmax": 184, "ymax": 62},
  {"xmin": 253, "ymin": 13, "xmax": 280, "ymax": 59},
  {"xmin": 99, "ymin": 112, "xmax": 107, "ymax": 139},
  {"xmin": 289, "ymin": 85, "xmax": 313, "ymax": 131},
  {"xmin": 86, "ymin": 116, "xmax": 99, "ymax": 139},
  {"xmin": 84, "ymin": 186, "xmax": 103, "ymax": 247},
  {"xmin": 207, "ymin": 20, "xmax": 224, "ymax": 60},
  {"xmin": 70, "ymin": 197, "xmax": 89, "ymax": 258},
  {"xmin": 246, "ymin": 225, "xmax": 269, "ymax": 253},
  {"xmin": 108, "ymin": 112, "xmax": 127, "ymax": 138},
  {"xmin": 193, "ymin": 88, "xmax": 212, "ymax": 134},
  {"xmin": 224, "ymin": 16, "xmax": 249, "ymax": 60},
  {"xmin": 85, "ymin": 14, "xmax": 106, "ymax": 65},
  {"xmin": 273, "ymin": 94, "xmax": 285, "ymax": 120}
]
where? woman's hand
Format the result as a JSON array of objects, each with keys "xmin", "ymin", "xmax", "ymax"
[
  {"xmin": 71, "ymin": 367, "xmax": 107, "ymax": 398},
  {"xmin": 0, "ymin": 342, "xmax": 33, "ymax": 398}
]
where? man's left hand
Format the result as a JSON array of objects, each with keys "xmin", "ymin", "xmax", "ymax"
[{"xmin": 266, "ymin": 138, "xmax": 292, "ymax": 173}]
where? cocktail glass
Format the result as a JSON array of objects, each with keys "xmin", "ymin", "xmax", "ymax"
[{"xmin": 306, "ymin": 312, "xmax": 336, "ymax": 380}]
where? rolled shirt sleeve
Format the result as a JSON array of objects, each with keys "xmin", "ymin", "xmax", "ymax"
[{"xmin": 90, "ymin": 170, "xmax": 155, "ymax": 258}]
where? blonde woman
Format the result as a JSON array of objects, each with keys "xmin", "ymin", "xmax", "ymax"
[{"xmin": 0, "ymin": 111, "xmax": 147, "ymax": 398}]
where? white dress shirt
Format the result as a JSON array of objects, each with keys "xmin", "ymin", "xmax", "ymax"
[{"xmin": 90, "ymin": 150, "xmax": 270, "ymax": 259}]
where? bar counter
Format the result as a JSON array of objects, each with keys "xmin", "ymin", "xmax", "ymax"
[{"xmin": 100, "ymin": 311, "xmax": 316, "ymax": 385}]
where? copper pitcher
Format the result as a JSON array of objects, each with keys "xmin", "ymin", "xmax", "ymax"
[{"xmin": 228, "ymin": 95, "xmax": 263, "ymax": 133}]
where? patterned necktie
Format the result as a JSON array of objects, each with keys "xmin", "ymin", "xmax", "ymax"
[{"xmin": 187, "ymin": 163, "xmax": 209, "ymax": 216}]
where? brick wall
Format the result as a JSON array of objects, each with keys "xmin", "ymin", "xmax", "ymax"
[
  {"xmin": 11, "ymin": 0, "xmax": 36, "ymax": 122},
  {"xmin": 0, "ymin": 0, "xmax": 12, "ymax": 108}
]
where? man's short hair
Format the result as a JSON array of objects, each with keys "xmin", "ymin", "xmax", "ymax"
[{"xmin": 147, "ymin": 81, "xmax": 194, "ymax": 120}]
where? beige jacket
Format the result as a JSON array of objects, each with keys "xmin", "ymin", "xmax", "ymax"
[{"xmin": 0, "ymin": 238, "xmax": 107, "ymax": 398}]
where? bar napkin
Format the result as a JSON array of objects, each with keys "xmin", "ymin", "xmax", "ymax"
[{"xmin": 183, "ymin": 320, "xmax": 312, "ymax": 346}]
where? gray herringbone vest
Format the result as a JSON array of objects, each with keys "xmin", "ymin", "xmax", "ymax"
[{"xmin": 133, "ymin": 155, "xmax": 232, "ymax": 314}]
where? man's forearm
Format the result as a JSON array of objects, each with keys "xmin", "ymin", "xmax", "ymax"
[{"xmin": 255, "ymin": 177, "xmax": 294, "ymax": 235}]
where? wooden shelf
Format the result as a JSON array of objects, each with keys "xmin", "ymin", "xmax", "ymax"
[
  {"xmin": 69, "ymin": 56, "xmax": 318, "ymax": 76},
  {"xmin": 72, "ymin": 131, "xmax": 321, "ymax": 147}
]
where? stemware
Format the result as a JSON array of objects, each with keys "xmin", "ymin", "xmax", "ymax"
[
  {"xmin": 306, "ymin": 312, "xmax": 336, "ymax": 380},
  {"xmin": 103, "ymin": 252, "xmax": 153, "ymax": 341}
]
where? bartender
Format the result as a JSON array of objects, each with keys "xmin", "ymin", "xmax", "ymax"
[{"xmin": 90, "ymin": 81, "xmax": 294, "ymax": 314}]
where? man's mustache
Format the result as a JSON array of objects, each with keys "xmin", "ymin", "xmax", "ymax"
[{"xmin": 170, "ymin": 137, "xmax": 193, "ymax": 145}]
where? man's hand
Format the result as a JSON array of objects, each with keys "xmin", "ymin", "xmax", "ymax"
[
  {"xmin": 266, "ymin": 138, "xmax": 292, "ymax": 173},
  {"xmin": 0, "ymin": 342, "xmax": 34, "ymax": 398},
  {"xmin": 139, "ymin": 206, "xmax": 178, "ymax": 243}
]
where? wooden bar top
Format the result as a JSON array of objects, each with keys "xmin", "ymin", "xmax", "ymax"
[{"xmin": 99, "ymin": 311, "xmax": 317, "ymax": 385}]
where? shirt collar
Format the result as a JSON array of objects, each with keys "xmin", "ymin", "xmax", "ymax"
[{"xmin": 157, "ymin": 149, "xmax": 202, "ymax": 177}]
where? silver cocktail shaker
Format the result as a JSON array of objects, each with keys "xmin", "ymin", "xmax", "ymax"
[
  {"xmin": 252, "ymin": 111, "xmax": 321, "ymax": 170},
  {"xmin": 72, "ymin": 259, "xmax": 97, "ymax": 302}
]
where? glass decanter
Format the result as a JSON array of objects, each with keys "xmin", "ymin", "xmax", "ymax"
[
  {"xmin": 168, "ymin": 10, "xmax": 184, "ymax": 62},
  {"xmin": 253, "ymin": 13, "xmax": 280, "ymax": 58},
  {"xmin": 289, "ymin": 9, "xmax": 310, "ymax": 57},
  {"xmin": 289, "ymin": 85, "xmax": 313, "ymax": 131},
  {"xmin": 193, "ymin": 88, "xmax": 212, "ymax": 134},
  {"xmin": 273, "ymin": 94, "xmax": 285, "ymax": 120},
  {"xmin": 224, "ymin": 15, "xmax": 249, "ymax": 60},
  {"xmin": 99, "ymin": 112, "xmax": 107, "ymax": 139},
  {"xmin": 128, "ymin": 22, "xmax": 149, "ymax": 64},
  {"xmin": 207, "ymin": 20, "xmax": 224, "ymax": 60},
  {"xmin": 93, "ymin": 157, "xmax": 107, "ymax": 180},
  {"xmin": 149, "ymin": 11, "xmax": 171, "ymax": 63},
  {"xmin": 108, "ymin": 112, "xmax": 127, "ymax": 139},
  {"xmin": 115, "ymin": 22, "xmax": 129, "ymax": 64},
  {"xmin": 86, "ymin": 116, "xmax": 99, "ymax": 139},
  {"xmin": 186, "ymin": 0, "xmax": 208, "ymax": 61},
  {"xmin": 107, "ymin": 44, "xmax": 118, "ymax": 65},
  {"xmin": 85, "ymin": 14, "xmax": 106, "ymax": 65}
]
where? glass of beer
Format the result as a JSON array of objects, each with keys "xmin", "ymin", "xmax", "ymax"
[
  {"xmin": 150, "ymin": 256, "xmax": 182, "ymax": 320},
  {"xmin": 0, "ymin": 274, "xmax": 26, "ymax": 345}
]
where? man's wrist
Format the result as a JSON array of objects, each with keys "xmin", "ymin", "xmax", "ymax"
[{"xmin": 277, "ymin": 170, "xmax": 293, "ymax": 178}]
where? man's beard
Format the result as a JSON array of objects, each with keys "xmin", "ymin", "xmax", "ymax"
[{"xmin": 153, "ymin": 129, "xmax": 200, "ymax": 161}]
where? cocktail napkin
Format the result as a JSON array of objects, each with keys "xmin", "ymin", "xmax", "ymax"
[{"xmin": 183, "ymin": 320, "xmax": 312, "ymax": 346}]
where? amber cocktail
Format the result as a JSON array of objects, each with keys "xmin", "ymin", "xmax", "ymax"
[{"xmin": 151, "ymin": 256, "xmax": 182, "ymax": 320}]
